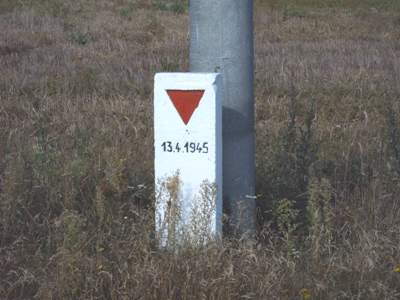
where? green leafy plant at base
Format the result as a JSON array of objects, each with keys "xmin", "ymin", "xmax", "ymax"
[
  {"xmin": 307, "ymin": 177, "xmax": 334, "ymax": 261},
  {"xmin": 61, "ymin": 210, "xmax": 86, "ymax": 252},
  {"xmin": 273, "ymin": 198, "xmax": 300, "ymax": 257},
  {"xmin": 258, "ymin": 94, "xmax": 318, "ymax": 237},
  {"xmin": 70, "ymin": 31, "xmax": 91, "ymax": 46}
]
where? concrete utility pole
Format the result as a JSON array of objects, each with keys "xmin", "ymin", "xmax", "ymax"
[{"xmin": 189, "ymin": 0, "xmax": 255, "ymax": 237}]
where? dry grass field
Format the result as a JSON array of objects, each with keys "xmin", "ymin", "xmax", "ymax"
[{"xmin": 1, "ymin": 0, "xmax": 400, "ymax": 299}]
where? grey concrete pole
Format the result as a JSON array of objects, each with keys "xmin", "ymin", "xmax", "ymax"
[{"xmin": 189, "ymin": 0, "xmax": 255, "ymax": 237}]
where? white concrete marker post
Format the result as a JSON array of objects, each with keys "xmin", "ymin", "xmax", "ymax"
[{"xmin": 154, "ymin": 73, "xmax": 223, "ymax": 247}]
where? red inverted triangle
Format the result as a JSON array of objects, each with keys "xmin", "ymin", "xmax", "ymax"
[{"xmin": 166, "ymin": 90, "xmax": 205, "ymax": 125}]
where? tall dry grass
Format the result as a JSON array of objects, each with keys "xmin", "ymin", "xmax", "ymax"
[{"xmin": 1, "ymin": 0, "xmax": 400, "ymax": 299}]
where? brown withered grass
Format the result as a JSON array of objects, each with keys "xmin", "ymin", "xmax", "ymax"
[{"xmin": 1, "ymin": 0, "xmax": 400, "ymax": 299}]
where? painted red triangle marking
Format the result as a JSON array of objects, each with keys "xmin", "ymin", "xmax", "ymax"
[{"xmin": 166, "ymin": 90, "xmax": 205, "ymax": 125}]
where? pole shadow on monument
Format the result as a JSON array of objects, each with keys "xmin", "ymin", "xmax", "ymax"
[{"xmin": 221, "ymin": 106, "xmax": 256, "ymax": 238}]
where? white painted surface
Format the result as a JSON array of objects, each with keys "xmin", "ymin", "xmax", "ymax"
[{"xmin": 154, "ymin": 73, "xmax": 222, "ymax": 246}]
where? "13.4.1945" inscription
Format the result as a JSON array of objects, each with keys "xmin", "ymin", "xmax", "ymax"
[{"xmin": 161, "ymin": 141, "xmax": 209, "ymax": 154}]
